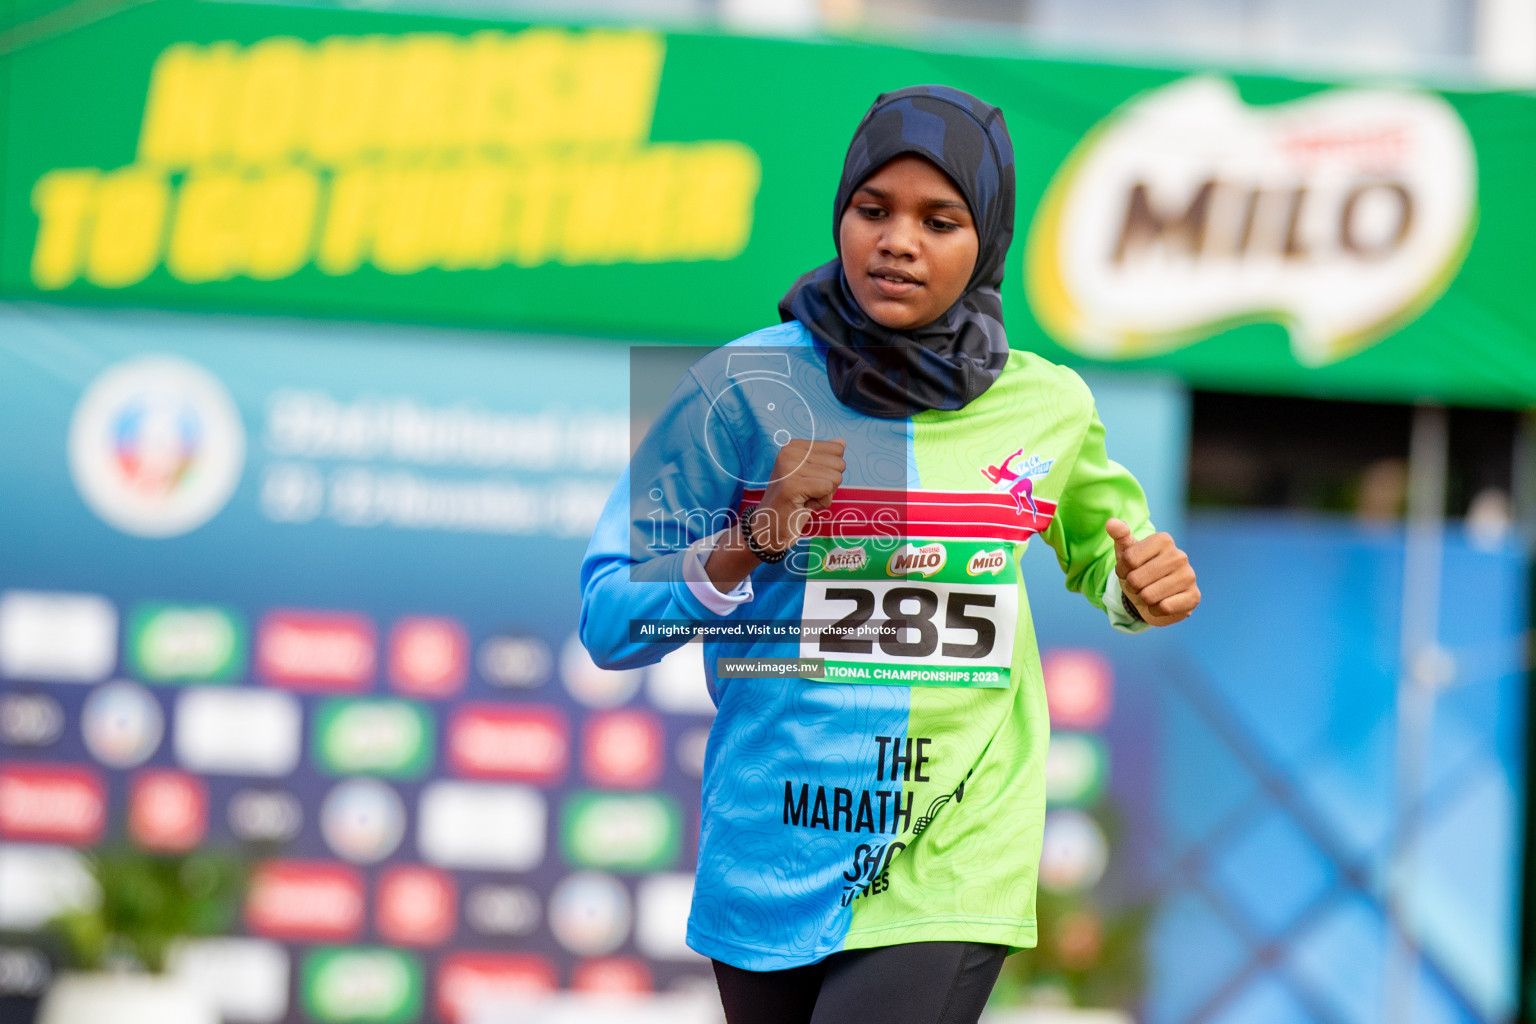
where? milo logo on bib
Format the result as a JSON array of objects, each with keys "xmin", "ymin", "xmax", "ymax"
[
  {"xmin": 967, "ymin": 549, "xmax": 1007, "ymax": 576},
  {"xmin": 823, "ymin": 545, "xmax": 869, "ymax": 572},
  {"xmin": 887, "ymin": 543, "xmax": 946, "ymax": 578}
]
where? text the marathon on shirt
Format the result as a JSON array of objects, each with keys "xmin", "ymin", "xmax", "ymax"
[{"xmin": 782, "ymin": 736, "xmax": 942, "ymax": 835}]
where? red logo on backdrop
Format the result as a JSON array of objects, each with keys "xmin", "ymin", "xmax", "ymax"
[
  {"xmin": 377, "ymin": 865, "xmax": 457, "ymax": 946},
  {"xmin": 437, "ymin": 953, "xmax": 557, "ymax": 1024},
  {"xmin": 0, "ymin": 763, "xmax": 105, "ymax": 845},
  {"xmin": 128, "ymin": 770, "xmax": 207, "ymax": 852},
  {"xmin": 448, "ymin": 706, "xmax": 568, "ymax": 784},
  {"xmin": 257, "ymin": 611, "xmax": 376, "ymax": 691},
  {"xmin": 581, "ymin": 710, "xmax": 664, "ymax": 788},
  {"xmin": 572, "ymin": 958, "xmax": 653, "ymax": 994},
  {"xmin": 1041, "ymin": 649, "xmax": 1114, "ymax": 728},
  {"xmin": 246, "ymin": 861, "xmax": 365, "ymax": 941},
  {"xmin": 389, "ymin": 618, "xmax": 468, "ymax": 697}
]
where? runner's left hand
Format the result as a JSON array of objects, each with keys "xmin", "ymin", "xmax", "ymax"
[{"xmin": 1106, "ymin": 519, "xmax": 1200, "ymax": 627}]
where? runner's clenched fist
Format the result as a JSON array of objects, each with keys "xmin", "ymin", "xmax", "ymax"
[
  {"xmin": 1106, "ymin": 518, "xmax": 1200, "ymax": 626},
  {"xmin": 753, "ymin": 438, "xmax": 847, "ymax": 553},
  {"xmin": 703, "ymin": 438, "xmax": 845, "ymax": 590}
]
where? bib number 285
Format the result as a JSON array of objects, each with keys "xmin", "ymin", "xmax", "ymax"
[
  {"xmin": 801, "ymin": 580, "xmax": 1017, "ymax": 686},
  {"xmin": 818, "ymin": 587, "xmax": 996, "ymax": 659}
]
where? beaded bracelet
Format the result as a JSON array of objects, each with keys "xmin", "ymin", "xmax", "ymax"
[{"xmin": 739, "ymin": 505, "xmax": 789, "ymax": 564}]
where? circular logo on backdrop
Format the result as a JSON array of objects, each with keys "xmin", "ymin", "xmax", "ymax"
[
  {"xmin": 320, "ymin": 778, "xmax": 406, "ymax": 864},
  {"xmin": 548, "ymin": 872, "xmax": 632, "ymax": 956},
  {"xmin": 1038, "ymin": 809, "xmax": 1109, "ymax": 894},
  {"xmin": 81, "ymin": 681, "xmax": 164, "ymax": 768},
  {"xmin": 559, "ymin": 634, "xmax": 641, "ymax": 709},
  {"xmin": 69, "ymin": 356, "xmax": 245, "ymax": 538}
]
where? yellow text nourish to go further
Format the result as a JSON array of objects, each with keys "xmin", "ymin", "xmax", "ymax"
[{"xmin": 29, "ymin": 29, "xmax": 763, "ymax": 290}]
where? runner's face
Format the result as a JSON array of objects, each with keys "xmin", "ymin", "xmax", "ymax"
[{"xmin": 838, "ymin": 155, "xmax": 979, "ymax": 331}]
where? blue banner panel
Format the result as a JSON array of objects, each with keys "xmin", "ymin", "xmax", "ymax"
[{"xmin": 1138, "ymin": 515, "xmax": 1528, "ymax": 1024}]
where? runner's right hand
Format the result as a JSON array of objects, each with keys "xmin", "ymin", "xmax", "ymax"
[{"xmin": 753, "ymin": 438, "xmax": 846, "ymax": 553}]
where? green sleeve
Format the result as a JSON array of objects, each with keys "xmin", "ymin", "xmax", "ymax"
[{"xmin": 1041, "ymin": 402, "xmax": 1154, "ymax": 612}]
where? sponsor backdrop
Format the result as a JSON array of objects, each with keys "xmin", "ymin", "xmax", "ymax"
[
  {"xmin": 4, "ymin": 1, "xmax": 1536, "ymax": 407},
  {"xmin": 0, "ymin": 301, "xmax": 667, "ymax": 1024}
]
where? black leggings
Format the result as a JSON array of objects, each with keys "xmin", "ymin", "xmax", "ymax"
[{"xmin": 712, "ymin": 941, "xmax": 1007, "ymax": 1024}]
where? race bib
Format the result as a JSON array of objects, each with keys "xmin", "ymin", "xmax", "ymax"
[{"xmin": 800, "ymin": 537, "xmax": 1018, "ymax": 688}]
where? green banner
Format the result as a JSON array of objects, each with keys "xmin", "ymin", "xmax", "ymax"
[{"xmin": 4, "ymin": 0, "xmax": 1535, "ymax": 406}]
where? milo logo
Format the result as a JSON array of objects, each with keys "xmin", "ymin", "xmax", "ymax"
[
  {"xmin": 967, "ymin": 549, "xmax": 1008, "ymax": 576},
  {"xmin": 887, "ymin": 543, "xmax": 946, "ymax": 578},
  {"xmin": 1026, "ymin": 76, "xmax": 1476, "ymax": 367},
  {"xmin": 823, "ymin": 545, "xmax": 868, "ymax": 572}
]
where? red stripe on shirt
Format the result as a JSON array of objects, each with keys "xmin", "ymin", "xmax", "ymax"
[{"xmin": 738, "ymin": 488, "xmax": 1056, "ymax": 541}]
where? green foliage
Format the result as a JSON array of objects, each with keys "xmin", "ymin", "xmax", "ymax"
[{"xmin": 46, "ymin": 848, "xmax": 246, "ymax": 975}]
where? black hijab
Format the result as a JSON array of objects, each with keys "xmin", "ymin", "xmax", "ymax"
[{"xmin": 779, "ymin": 85, "xmax": 1017, "ymax": 419}]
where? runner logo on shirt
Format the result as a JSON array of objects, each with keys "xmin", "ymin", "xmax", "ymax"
[{"xmin": 981, "ymin": 449, "xmax": 1054, "ymax": 516}]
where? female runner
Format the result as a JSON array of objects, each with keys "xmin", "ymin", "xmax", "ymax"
[{"xmin": 580, "ymin": 85, "xmax": 1200, "ymax": 1024}]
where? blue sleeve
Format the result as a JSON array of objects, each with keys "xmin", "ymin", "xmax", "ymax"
[{"xmin": 578, "ymin": 368, "xmax": 747, "ymax": 670}]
